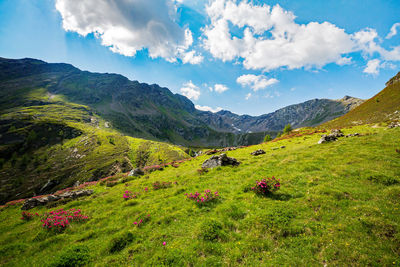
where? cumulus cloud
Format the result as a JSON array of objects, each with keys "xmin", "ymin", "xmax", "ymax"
[
  {"xmin": 210, "ymin": 84, "xmax": 229, "ymax": 93},
  {"xmin": 195, "ymin": 105, "xmax": 223, "ymax": 112},
  {"xmin": 203, "ymin": 0, "xmax": 400, "ymax": 72},
  {"xmin": 245, "ymin": 93, "xmax": 252, "ymax": 100},
  {"xmin": 386, "ymin": 23, "xmax": 400, "ymax": 39},
  {"xmin": 363, "ymin": 59, "xmax": 382, "ymax": 75},
  {"xmin": 180, "ymin": 81, "xmax": 201, "ymax": 100},
  {"xmin": 237, "ymin": 74, "xmax": 278, "ymax": 91},
  {"xmin": 55, "ymin": 0, "xmax": 202, "ymax": 63}
]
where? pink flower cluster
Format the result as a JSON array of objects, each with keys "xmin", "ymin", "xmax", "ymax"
[
  {"xmin": 133, "ymin": 214, "xmax": 150, "ymax": 227},
  {"xmin": 20, "ymin": 211, "xmax": 39, "ymax": 221},
  {"xmin": 251, "ymin": 177, "xmax": 281, "ymax": 195},
  {"xmin": 41, "ymin": 208, "xmax": 89, "ymax": 232},
  {"xmin": 123, "ymin": 191, "xmax": 137, "ymax": 200},
  {"xmin": 185, "ymin": 190, "xmax": 219, "ymax": 206}
]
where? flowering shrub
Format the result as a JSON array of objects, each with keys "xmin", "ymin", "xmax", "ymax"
[
  {"xmin": 185, "ymin": 190, "xmax": 219, "ymax": 206},
  {"xmin": 41, "ymin": 208, "xmax": 89, "ymax": 232},
  {"xmin": 123, "ymin": 191, "xmax": 137, "ymax": 200},
  {"xmin": 20, "ymin": 211, "xmax": 38, "ymax": 221},
  {"xmin": 251, "ymin": 177, "xmax": 281, "ymax": 195},
  {"xmin": 152, "ymin": 181, "xmax": 172, "ymax": 190},
  {"xmin": 133, "ymin": 214, "xmax": 150, "ymax": 227}
]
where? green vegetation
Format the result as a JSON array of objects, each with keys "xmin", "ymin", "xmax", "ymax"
[
  {"xmin": 0, "ymin": 125, "xmax": 399, "ymax": 265},
  {"xmin": 0, "ymin": 88, "xmax": 189, "ymax": 204},
  {"xmin": 283, "ymin": 123, "xmax": 292, "ymax": 135},
  {"xmin": 263, "ymin": 134, "xmax": 271, "ymax": 142}
]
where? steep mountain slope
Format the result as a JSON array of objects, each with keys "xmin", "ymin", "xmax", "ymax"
[
  {"xmin": 1, "ymin": 125, "xmax": 399, "ymax": 266},
  {"xmin": 199, "ymin": 95, "xmax": 363, "ymax": 133},
  {"xmin": 322, "ymin": 72, "xmax": 400, "ymax": 128},
  {"xmin": 0, "ymin": 85, "xmax": 189, "ymax": 204},
  {"xmin": 0, "ymin": 57, "xmax": 363, "ymax": 146}
]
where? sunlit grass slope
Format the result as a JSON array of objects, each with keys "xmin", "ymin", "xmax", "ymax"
[
  {"xmin": 0, "ymin": 88, "xmax": 189, "ymax": 204},
  {"xmin": 322, "ymin": 80, "xmax": 400, "ymax": 128},
  {"xmin": 1, "ymin": 125, "xmax": 399, "ymax": 266}
]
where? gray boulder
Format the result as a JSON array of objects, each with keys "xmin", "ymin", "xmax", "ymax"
[
  {"xmin": 128, "ymin": 168, "xmax": 144, "ymax": 177},
  {"xmin": 251, "ymin": 149, "xmax": 266, "ymax": 156},
  {"xmin": 21, "ymin": 189, "xmax": 94, "ymax": 210},
  {"xmin": 318, "ymin": 129, "xmax": 345, "ymax": 144},
  {"xmin": 202, "ymin": 153, "xmax": 240, "ymax": 169}
]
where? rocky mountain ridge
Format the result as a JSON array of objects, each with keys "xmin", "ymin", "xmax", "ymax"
[{"xmin": 0, "ymin": 57, "xmax": 363, "ymax": 146}]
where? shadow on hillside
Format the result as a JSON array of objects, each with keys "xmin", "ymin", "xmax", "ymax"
[{"xmin": 257, "ymin": 192, "xmax": 293, "ymax": 201}]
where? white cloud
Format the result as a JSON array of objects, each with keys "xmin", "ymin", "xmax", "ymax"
[
  {"xmin": 203, "ymin": 1, "xmax": 355, "ymax": 71},
  {"xmin": 237, "ymin": 74, "xmax": 278, "ymax": 91},
  {"xmin": 386, "ymin": 23, "xmax": 400, "ymax": 39},
  {"xmin": 213, "ymin": 84, "xmax": 229, "ymax": 93},
  {"xmin": 203, "ymin": 0, "xmax": 400, "ymax": 72},
  {"xmin": 245, "ymin": 93, "xmax": 252, "ymax": 100},
  {"xmin": 55, "ymin": 0, "xmax": 201, "ymax": 63},
  {"xmin": 180, "ymin": 81, "xmax": 200, "ymax": 100},
  {"xmin": 195, "ymin": 105, "xmax": 223, "ymax": 112},
  {"xmin": 363, "ymin": 59, "xmax": 381, "ymax": 75}
]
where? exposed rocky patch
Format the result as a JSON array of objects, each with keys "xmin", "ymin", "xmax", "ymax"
[
  {"xmin": 202, "ymin": 153, "xmax": 240, "ymax": 169},
  {"xmin": 318, "ymin": 129, "xmax": 344, "ymax": 144},
  {"xmin": 251, "ymin": 149, "xmax": 266, "ymax": 156},
  {"xmin": 388, "ymin": 121, "xmax": 400, "ymax": 128},
  {"xmin": 128, "ymin": 168, "xmax": 145, "ymax": 177},
  {"xmin": 21, "ymin": 189, "xmax": 94, "ymax": 210}
]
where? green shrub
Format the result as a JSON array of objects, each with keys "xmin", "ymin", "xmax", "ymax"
[
  {"xmin": 263, "ymin": 134, "xmax": 271, "ymax": 142},
  {"xmin": 283, "ymin": 124, "xmax": 292, "ymax": 135},
  {"xmin": 199, "ymin": 220, "xmax": 226, "ymax": 241},
  {"xmin": 109, "ymin": 232, "xmax": 135, "ymax": 253},
  {"xmin": 50, "ymin": 245, "xmax": 90, "ymax": 267}
]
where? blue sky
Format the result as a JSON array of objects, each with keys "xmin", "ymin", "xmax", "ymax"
[{"xmin": 0, "ymin": 0, "xmax": 399, "ymax": 115}]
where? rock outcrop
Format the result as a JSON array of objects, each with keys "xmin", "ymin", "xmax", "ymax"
[
  {"xmin": 388, "ymin": 121, "xmax": 400, "ymax": 128},
  {"xmin": 128, "ymin": 168, "xmax": 145, "ymax": 177},
  {"xmin": 202, "ymin": 153, "xmax": 240, "ymax": 169},
  {"xmin": 251, "ymin": 149, "xmax": 266, "ymax": 156},
  {"xmin": 318, "ymin": 129, "xmax": 344, "ymax": 144},
  {"xmin": 21, "ymin": 190, "xmax": 94, "ymax": 210}
]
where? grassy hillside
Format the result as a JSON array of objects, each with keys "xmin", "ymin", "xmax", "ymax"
[
  {"xmin": 0, "ymin": 88, "xmax": 189, "ymax": 204},
  {"xmin": 0, "ymin": 125, "xmax": 399, "ymax": 266},
  {"xmin": 321, "ymin": 79, "xmax": 400, "ymax": 128}
]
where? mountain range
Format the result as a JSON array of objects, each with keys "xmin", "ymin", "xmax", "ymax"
[{"xmin": 0, "ymin": 57, "xmax": 363, "ymax": 147}]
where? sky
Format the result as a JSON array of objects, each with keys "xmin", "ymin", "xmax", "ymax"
[{"xmin": 0, "ymin": 0, "xmax": 399, "ymax": 116}]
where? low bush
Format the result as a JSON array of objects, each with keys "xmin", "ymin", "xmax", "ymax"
[
  {"xmin": 50, "ymin": 245, "xmax": 90, "ymax": 267},
  {"xmin": 20, "ymin": 211, "xmax": 38, "ymax": 221},
  {"xmin": 41, "ymin": 208, "xmax": 89, "ymax": 232},
  {"xmin": 152, "ymin": 181, "xmax": 172, "ymax": 190},
  {"xmin": 251, "ymin": 177, "xmax": 281, "ymax": 196},
  {"xmin": 109, "ymin": 232, "xmax": 135, "ymax": 253},
  {"xmin": 199, "ymin": 219, "xmax": 226, "ymax": 241},
  {"xmin": 185, "ymin": 190, "xmax": 219, "ymax": 206},
  {"xmin": 123, "ymin": 191, "xmax": 137, "ymax": 200}
]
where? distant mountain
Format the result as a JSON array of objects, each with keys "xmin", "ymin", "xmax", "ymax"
[
  {"xmin": 198, "ymin": 96, "xmax": 363, "ymax": 133},
  {"xmin": 0, "ymin": 57, "xmax": 363, "ymax": 146},
  {"xmin": 322, "ymin": 71, "xmax": 400, "ymax": 128}
]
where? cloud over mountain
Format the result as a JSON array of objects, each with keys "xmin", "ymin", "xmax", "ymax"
[{"xmin": 55, "ymin": 0, "xmax": 202, "ymax": 63}]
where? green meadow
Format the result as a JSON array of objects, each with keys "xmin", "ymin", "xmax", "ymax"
[{"xmin": 1, "ymin": 125, "xmax": 399, "ymax": 266}]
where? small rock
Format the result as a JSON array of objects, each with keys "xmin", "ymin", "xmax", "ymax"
[
  {"xmin": 251, "ymin": 149, "xmax": 266, "ymax": 156},
  {"xmin": 272, "ymin": 147, "xmax": 279, "ymax": 150},
  {"xmin": 128, "ymin": 168, "xmax": 145, "ymax": 177},
  {"xmin": 280, "ymin": 146, "xmax": 286, "ymax": 149},
  {"xmin": 346, "ymin": 133, "xmax": 360, "ymax": 137},
  {"xmin": 202, "ymin": 153, "xmax": 240, "ymax": 169}
]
